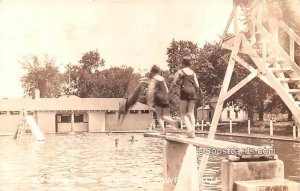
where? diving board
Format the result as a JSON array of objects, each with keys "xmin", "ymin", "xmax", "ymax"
[
  {"xmin": 144, "ymin": 133, "xmax": 296, "ymax": 191},
  {"xmin": 145, "ymin": 133, "xmax": 275, "ymax": 160}
]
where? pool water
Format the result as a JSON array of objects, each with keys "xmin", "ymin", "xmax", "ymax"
[{"xmin": 0, "ymin": 133, "xmax": 299, "ymax": 191}]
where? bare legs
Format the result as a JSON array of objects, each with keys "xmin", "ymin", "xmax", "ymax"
[
  {"xmin": 180, "ymin": 100, "xmax": 196, "ymax": 138},
  {"xmin": 155, "ymin": 106, "xmax": 178, "ymax": 134}
]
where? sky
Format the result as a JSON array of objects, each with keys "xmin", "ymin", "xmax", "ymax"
[{"xmin": 0, "ymin": 0, "xmax": 233, "ymax": 98}]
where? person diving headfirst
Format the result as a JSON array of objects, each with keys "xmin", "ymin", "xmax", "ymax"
[{"xmin": 118, "ymin": 77, "xmax": 148, "ymax": 125}]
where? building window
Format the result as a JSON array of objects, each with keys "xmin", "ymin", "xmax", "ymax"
[
  {"xmin": 0, "ymin": 111, "xmax": 7, "ymax": 115},
  {"xmin": 74, "ymin": 114, "xmax": 84, "ymax": 123},
  {"xmin": 235, "ymin": 111, "xmax": 238, "ymax": 119},
  {"xmin": 129, "ymin": 110, "xmax": 139, "ymax": 114},
  {"xmin": 107, "ymin": 110, "xmax": 116, "ymax": 114},
  {"xmin": 10, "ymin": 111, "xmax": 20, "ymax": 115},
  {"xmin": 227, "ymin": 110, "xmax": 230, "ymax": 119},
  {"xmin": 141, "ymin": 110, "xmax": 149, "ymax": 114},
  {"xmin": 60, "ymin": 115, "xmax": 71, "ymax": 123}
]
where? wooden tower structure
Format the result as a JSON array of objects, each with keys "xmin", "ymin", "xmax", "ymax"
[{"xmin": 199, "ymin": 0, "xmax": 300, "ymax": 185}]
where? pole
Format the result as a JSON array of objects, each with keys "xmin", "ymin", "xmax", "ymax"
[
  {"xmin": 229, "ymin": 119, "xmax": 232, "ymax": 133},
  {"xmin": 68, "ymin": 63, "xmax": 71, "ymax": 95},
  {"xmin": 248, "ymin": 119, "xmax": 251, "ymax": 134},
  {"xmin": 293, "ymin": 126, "xmax": 296, "ymax": 139},
  {"xmin": 201, "ymin": 120, "xmax": 204, "ymax": 131},
  {"xmin": 270, "ymin": 119, "xmax": 273, "ymax": 136}
]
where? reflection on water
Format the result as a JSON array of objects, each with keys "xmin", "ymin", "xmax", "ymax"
[{"xmin": 0, "ymin": 133, "xmax": 299, "ymax": 191}]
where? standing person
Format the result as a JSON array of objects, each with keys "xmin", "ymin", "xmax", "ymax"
[
  {"xmin": 147, "ymin": 65, "xmax": 178, "ymax": 135},
  {"xmin": 170, "ymin": 58, "xmax": 199, "ymax": 138}
]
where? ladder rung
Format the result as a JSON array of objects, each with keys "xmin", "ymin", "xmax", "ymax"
[
  {"xmin": 267, "ymin": 57, "xmax": 285, "ymax": 64},
  {"xmin": 270, "ymin": 68, "xmax": 293, "ymax": 73},
  {"xmin": 278, "ymin": 78, "xmax": 300, "ymax": 83},
  {"xmin": 288, "ymin": 89, "xmax": 300, "ymax": 94},
  {"xmin": 255, "ymin": 50, "xmax": 273, "ymax": 57}
]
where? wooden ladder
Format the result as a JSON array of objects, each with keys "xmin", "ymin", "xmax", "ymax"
[{"xmin": 14, "ymin": 118, "xmax": 31, "ymax": 141}]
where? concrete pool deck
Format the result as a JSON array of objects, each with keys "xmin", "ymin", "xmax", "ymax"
[
  {"xmin": 142, "ymin": 129, "xmax": 300, "ymax": 143},
  {"xmin": 1, "ymin": 129, "xmax": 299, "ymax": 142}
]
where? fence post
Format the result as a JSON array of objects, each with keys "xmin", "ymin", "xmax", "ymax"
[
  {"xmin": 270, "ymin": 119, "xmax": 273, "ymax": 136},
  {"xmin": 293, "ymin": 126, "xmax": 296, "ymax": 139},
  {"xmin": 229, "ymin": 119, "xmax": 232, "ymax": 133},
  {"xmin": 247, "ymin": 119, "xmax": 251, "ymax": 134},
  {"xmin": 163, "ymin": 140, "xmax": 199, "ymax": 191},
  {"xmin": 180, "ymin": 120, "xmax": 183, "ymax": 129}
]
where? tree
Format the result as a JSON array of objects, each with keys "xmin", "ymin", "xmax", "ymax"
[
  {"xmin": 21, "ymin": 55, "xmax": 63, "ymax": 98},
  {"xmin": 93, "ymin": 66, "xmax": 141, "ymax": 98},
  {"xmin": 68, "ymin": 50, "xmax": 105, "ymax": 97},
  {"xmin": 66, "ymin": 50, "xmax": 144, "ymax": 99},
  {"xmin": 166, "ymin": 39, "xmax": 200, "ymax": 73}
]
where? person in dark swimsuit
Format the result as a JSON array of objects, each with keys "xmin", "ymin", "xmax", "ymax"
[
  {"xmin": 147, "ymin": 65, "xmax": 177, "ymax": 134},
  {"xmin": 170, "ymin": 58, "xmax": 199, "ymax": 138}
]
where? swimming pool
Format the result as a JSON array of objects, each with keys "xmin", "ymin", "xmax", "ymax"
[{"xmin": 0, "ymin": 133, "xmax": 299, "ymax": 190}]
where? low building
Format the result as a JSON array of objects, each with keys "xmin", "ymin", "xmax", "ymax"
[
  {"xmin": 0, "ymin": 95, "xmax": 154, "ymax": 135},
  {"xmin": 196, "ymin": 98, "xmax": 248, "ymax": 122}
]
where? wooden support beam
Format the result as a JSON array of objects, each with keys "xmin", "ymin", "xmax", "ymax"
[
  {"xmin": 198, "ymin": 34, "xmax": 242, "ymax": 186},
  {"xmin": 290, "ymin": 38, "xmax": 295, "ymax": 62},
  {"xmin": 278, "ymin": 78, "xmax": 300, "ymax": 83},
  {"xmin": 221, "ymin": 8, "xmax": 234, "ymax": 44},
  {"xmin": 233, "ymin": 55, "xmax": 270, "ymax": 86},
  {"xmin": 270, "ymin": 68, "xmax": 293, "ymax": 73},
  {"xmin": 163, "ymin": 140, "xmax": 199, "ymax": 191},
  {"xmin": 280, "ymin": 21, "xmax": 300, "ymax": 45},
  {"xmin": 233, "ymin": 2, "xmax": 238, "ymax": 34},
  {"xmin": 256, "ymin": 22, "xmax": 300, "ymax": 76},
  {"xmin": 219, "ymin": 71, "xmax": 257, "ymax": 103},
  {"xmin": 240, "ymin": 35, "xmax": 268, "ymax": 75}
]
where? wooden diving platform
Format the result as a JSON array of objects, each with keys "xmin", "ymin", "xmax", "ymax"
[{"xmin": 144, "ymin": 133, "xmax": 276, "ymax": 161}]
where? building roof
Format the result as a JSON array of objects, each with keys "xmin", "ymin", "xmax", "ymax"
[
  {"xmin": 0, "ymin": 96, "xmax": 153, "ymax": 111},
  {"xmin": 196, "ymin": 105, "xmax": 211, "ymax": 110}
]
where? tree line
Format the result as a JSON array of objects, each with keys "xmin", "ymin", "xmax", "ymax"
[{"xmin": 21, "ymin": 0, "xmax": 300, "ymax": 123}]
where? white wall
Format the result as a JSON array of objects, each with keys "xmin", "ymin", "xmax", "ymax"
[
  {"xmin": 88, "ymin": 112, "xmax": 106, "ymax": 132},
  {"xmin": 220, "ymin": 107, "xmax": 248, "ymax": 122},
  {"xmin": 57, "ymin": 123, "xmax": 71, "ymax": 132},
  {"xmin": 0, "ymin": 113, "xmax": 20, "ymax": 135},
  {"xmin": 106, "ymin": 111, "xmax": 153, "ymax": 131},
  {"xmin": 37, "ymin": 112, "xmax": 56, "ymax": 133}
]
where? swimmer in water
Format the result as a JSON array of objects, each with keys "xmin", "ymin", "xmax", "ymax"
[{"xmin": 129, "ymin": 136, "xmax": 137, "ymax": 142}]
